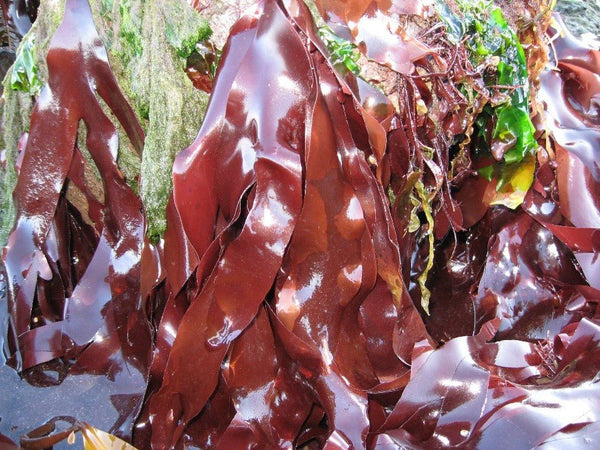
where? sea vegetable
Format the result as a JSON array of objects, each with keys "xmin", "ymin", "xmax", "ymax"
[
  {"xmin": 9, "ymin": 32, "xmax": 41, "ymax": 94},
  {"xmin": 0, "ymin": 1, "xmax": 599, "ymax": 449},
  {"xmin": 1, "ymin": 0, "xmax": 150, "ymax": 441},
  {"xmin": 440, "ymin": 0, "xmax": 539, "ymax": 208}
]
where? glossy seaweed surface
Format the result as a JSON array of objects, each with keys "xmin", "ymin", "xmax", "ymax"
[{"xmin": 1, "ymin": 0, "xmax": 599, "ymax": 449}]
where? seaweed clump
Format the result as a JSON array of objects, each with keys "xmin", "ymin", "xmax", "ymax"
[{"xmin": 1, "ymin": 0, "xmax": 599, "ymax": 448}]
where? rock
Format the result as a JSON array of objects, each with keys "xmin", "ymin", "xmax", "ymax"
[{"xmin": 556, "ymin": 0, "xmax": 600, "ymax": 37}]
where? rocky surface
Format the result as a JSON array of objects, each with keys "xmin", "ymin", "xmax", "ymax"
[
  {"xmin": 556, "ymin": 0, "xmax": 600, "ymax": 36},
  {"xmin": 193, "ymin": 0, "xmax": 258, "ymax": 48}
]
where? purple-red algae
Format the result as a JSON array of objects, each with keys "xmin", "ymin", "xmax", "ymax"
[{"xmin": 0, "ymin": 0, "xmax": 599, "ymax": 449}]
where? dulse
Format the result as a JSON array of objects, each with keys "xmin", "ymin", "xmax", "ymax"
[{"xmin": 1, "ymin": 0, "xmax": 599, "ymax": 449}]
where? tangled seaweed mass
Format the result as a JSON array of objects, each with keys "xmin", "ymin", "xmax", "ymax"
[{"xmin": 1, "ymin": 0, "xmax": 600, "ymax": 448}]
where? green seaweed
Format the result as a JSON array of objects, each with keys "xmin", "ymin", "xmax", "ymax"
[
  {"xmin": 138, "ymin": 1, "xmax": 210, "ymax": 242},
  {"xmin": 438, "ymin": 0, "xmax": 537, "ymax": 208},
  {"xmin": 444, "ymin": 1, "xmax": 536, "ymax": 163},
  {"xmin": 10, "ymin": 33, "xmax": 42, "ymax": 95},
  {"xmin": 163, "ymin": 1, "xmax": 212, "ymax": 59},
  {"xmin": 476, "ymin": 8, "xmax": 536, "ymax": 165},
  {"xmin": 119, "ymin": 0, "xmax": 143, "ymax": 61},
  {"xmin": 318, "ymin": 25, "xmax": 361, "ymax": 75}
]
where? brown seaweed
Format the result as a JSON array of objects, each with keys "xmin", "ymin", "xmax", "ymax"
[
  {"xmin": 140, "ymin": 1, "xmax": 427, "ymax": 447},
  {"xmin": 1, "ymin": 0, "xmax": 150, "ymax": 442},
  {"xmin": 1, "ymin": 0, "xmax": 599, "ymax": 449}
]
